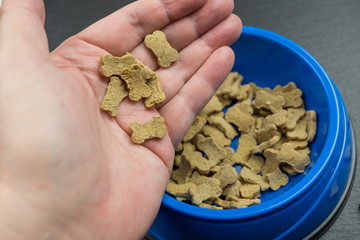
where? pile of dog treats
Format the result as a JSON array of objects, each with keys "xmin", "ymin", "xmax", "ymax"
[
  {"xmin": 99, "ymin": 30, "xmax": 179, "ymax": 143},
  {"xmin": 167, "ymin": 72, "xmax": 317, "ymax": 209}
]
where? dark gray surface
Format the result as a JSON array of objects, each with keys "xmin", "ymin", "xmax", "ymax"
[{"xmin": 43, "ymin": 0, "xmax": 360, "ymax": 239}]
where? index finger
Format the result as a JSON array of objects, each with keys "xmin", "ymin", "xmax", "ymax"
[{"xmin": 76, "ymin": 0, "xmax": 207, "ymax": 56}]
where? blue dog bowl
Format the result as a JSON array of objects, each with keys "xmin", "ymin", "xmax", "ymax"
[{"xmin": 147, "ymin": 26, "xmax": 356, "ymax": 240}]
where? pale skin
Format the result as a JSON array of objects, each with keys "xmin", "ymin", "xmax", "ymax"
[{"xmin": 0, "ymin": 0, "xmax": 242, "ymax": 239}]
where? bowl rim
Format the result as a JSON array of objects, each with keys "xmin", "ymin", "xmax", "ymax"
[{"xmin": 162, "ymin": 25, "xmax": 340, "ymax": 221}]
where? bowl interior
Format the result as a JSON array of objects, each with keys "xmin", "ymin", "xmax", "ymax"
[
  {"xmin": 229, "ymin": 30, "xmax": 330, "ymax": 202},
  {"xmin": 164, "ymin": 27, "xmax": 331, "ymax": 211}
]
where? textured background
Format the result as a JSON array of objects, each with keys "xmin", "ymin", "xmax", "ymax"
[{"xmin": 42, "ymin": 0, "xmax": 360, "ymax": 239}]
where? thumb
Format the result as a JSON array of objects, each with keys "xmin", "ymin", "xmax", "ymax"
[{"xmin": 0, "ymin": 0, "xmax": 49, "ymax": 55}]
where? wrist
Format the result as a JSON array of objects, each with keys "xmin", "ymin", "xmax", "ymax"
[{"xmin": 0, "ymin": 185, "xmax": 58, "ymax": 239}]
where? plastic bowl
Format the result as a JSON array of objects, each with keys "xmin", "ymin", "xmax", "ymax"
[{"xmin": 147, "ymin": 26, "xmax": 356, "ymax": 240}]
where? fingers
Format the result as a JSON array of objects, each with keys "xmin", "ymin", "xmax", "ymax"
[
  {"xmin": 51, "ymin": 0, "xmax": 239, "ymax": 105},
  {"xmin": 131, "ymin": 0, "xmax": 235, "ymax": 70},
  {"xmin": 157, "ymin": 14, "xmax": 242, "ymax": 105},
  {"xmin": 0, "ymin": 0, "xmax": 48, "ymax": 55},
  {"xmin": 111, "ymin": 30, "xmax": 238, "ymax": 150},
  {"xmin": 0, "ymin": 0, "xmax": 45, "ymax": 23},
  {"xmin": 76, "ymin": 0, "xmax": 207, "ymax": 56},
  {"xmin": 103, "ymin": 13, "xmax": 241, "ymax": 148},
  {"xmin": 159, "ymin": 46, "xmax": 235, "ymax": 146}
]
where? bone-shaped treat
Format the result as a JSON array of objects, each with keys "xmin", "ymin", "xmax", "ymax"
[
  {"xmin": 144, "ymin": 30, "xmax": 179, "ymax": 68},
  {"xmin": 129, "ymin": 116, "xmax": 167, "ymax": 144},
  {"xmin": 101, "ymin": 76, "xmax": 128, "ymax": 116}
]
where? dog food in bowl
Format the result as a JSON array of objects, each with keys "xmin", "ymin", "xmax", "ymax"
[
  {"xmin": 167, "ymin": 72, "xmax": 317, "ymax": 210},
  {"xmin": 148, "ymin": 26, "xmax": 356, "ymax": 240}
]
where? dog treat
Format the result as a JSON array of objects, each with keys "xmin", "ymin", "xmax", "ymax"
[
  {"xmin": 297, "ymin": 147, "xmax": 311, "ymax": 155},
  {"xmin": 281, "ymin": 164, "xmax": 297, "ymax": 176},
  {"xmin": 286, "ymin": 108, "xmax": 306, "ymax": 130},
  {"xmin": 175, "ymin": 196, "xmax": 189, "ymax": 202},
  {"xmin": 220, "ymin": 147, "xmax": 236, "ymax": 166},
  {"xmin": 189, "ymin": 180, "xmax": 222, "ymax": 205},
  {"xmin": 239, "ymin": 166, "xmax": 270, "ymax": 191},
  {"xmin": 120, "ymin": 64, "xmax": 151, "ymax": 101},
  {"xmin": 175, "ymin": 142, "xmax": 183, "ymax": 153},
  {"xmin": 199, "ymin": 203, "xmax": 224, "ymax": 210},
  {"xmin": 215, "ymin": 196, "xmax": 260, "ymax": 209},
  {"xmin": 273, "ymin": 82, "xmax": 303, "ymax": 108},
  {"xmin": 225, "ymin": 103, "xmax": 254, "ymax": 133},
  {"xmin": 234, "ymin": 134, "xmax": 257, "ymax": 165},
  {"xmin": 265, "ymin": 168, "xmax": 289, "ymax": 191},
  {"xmin": 236, "ymin": 84, "xmax": 254, "ymax": 101},
  {"xmin": 199, "ymin": 95, "xmax": 223, "ymax": 118},
  {"xmin": 288, "ymin": 140, "xmax": 309, "ymax": 149},
  {"xmin": 239, "ymin": 181, "xmax": 261, "ymax": 199},
  {"xmin": 172, "ymin": 155, "xmax": 195, "ymax": 184},
  {"xmin": 183, "ymin": 116, "xmax": 207, "ymax": 142},
  {"xmin": 129, "ymin": 116, "xmax": 167, "ymax": 144},
  {"xmin": 196, "ymin": 137, "xmax": 227, "ymax": 164},
  {"xmin": 190, "ymin": 174, "xmax": 221, "ymax": 187},
  {"xmin": 100, "ymin": 51, "xmax": 167, "ymax": 118},
  {"xmin": 101, "ymin": 76, "xmax": 128, "ymax": 116},
  {"xmin": 255, "ymin": 116, "xmax": 264, "ymax": 130},
  {"xmin": 226, "ymin": 195, "xmax": 261, "ymax": 205},
  {"xmin": 181, "ymin": 142, "xmax": 196, "ymax": 156},
  {"xmin": 216, "ymin": 71, "xmax": 244, "ymax": 99},
  {"xmin": 253, "ymin": 90, "xmax": 285, "ymax": 113},
  {"xmin": 166, "ymin": 181, "xmax": 194, "ymax": 198},
  {"xmin": 100, "ymin": 53, "xmax": 153, "ymax": 78},
  {"xmin": 255, "ymin": 124, "xmax": 279, "ymax": 143},
  {"xmin": 255, "ymin": 108, "xmax": 272, "ymax": 117},
  {"xmin": 189, "ymin": 172, "xmax": 208, "ymax": 185},
  {"xmin": 243, "ymin": 154, "xmax": 265, "ymax": 174},
  {"xmin": 216, "ymin": 94, "xmax": 233, "ymax": 107},
  {"xmin": 209, "ymin": 111, "xmax": 225, "ymax": 118},
  {"xmin": 189, "ymin": 171, "xmax": 202, "ymax": 184},
  {"xmin": 286, "ymin": 117, "xmax": 308, "ymax": 140},
  {"xmin": 261, "ymin": 148, "xmax": 280, "ymax": 175},
  {"xmin": 212, "ymin": 164, "xmax": 237, "ymax": 189},
  {"xmin": 247, "ymin": 123, "xmax": 257, "ymax": 139},
  {"xmin": 208, "ymin": 116, "xmax": 238, "ymax": 139},
  {"xmin": 263, "ymin": 110, "xmax": 287, "ymax": 128},
  {"xmin": 99, "ymin": 53, "xmax": 129, "ymax": 77},
  {"xmin": 249, "ymin": 82, "xmax": 272, "ymax": 95},
  {"xmin": 173, "ymin": 154, "xmax": 182, "ymax": 168},
  {"xmin": 186, "ymin": 151, "xmax": 215, "ymax": 174},
  {"xmin": 203, "ymin": 125, "xmax": 231, "ymax": 148},
  {"xmin": 272, "ymin": 135, "xmax": 289, "ymax": 150},
  {"xmin": 167, "ymin": 72, "xmax": 317, "ymax": 209},
  {"xmin": 250, "ymin": 123, "xmax": 282, "ymax": 153},
  {"xmin": 144, "ymin": 73, "xmax": 166, "ymax": 107},
  {"xmin": 144, "ymin": 30, "xmax": 179, "ymax": 68},
  {"xmin": 222, "ymin": 180, "xmax": 241, "ymax": 197},
  {"xmin": 305, "ymin": 110, "xmax": 317, "ymax": 142},
  {"xmin": 234, "ymin": 99, "xmax": 254, "ymax": 115},
  {"xmin": 276, "ymin": 143, "xmax": 310, "ymax": 173},
  {"xmin": 250, "ymin": 133, "xmax": 281, "ymax": 154},
  {"xmin": 191, "ymin": 133, "xmax": 206, "ymax": 147}
]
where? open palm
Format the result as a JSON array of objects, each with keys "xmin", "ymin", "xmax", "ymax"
[{"xmin": 0, "ymin": 0, "xmax": 241, "ymax": 239}]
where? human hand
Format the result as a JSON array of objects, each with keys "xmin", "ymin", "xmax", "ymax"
[{"xmin": 0, "ymin": 0, "xmax": 242, "ymax": 239}]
